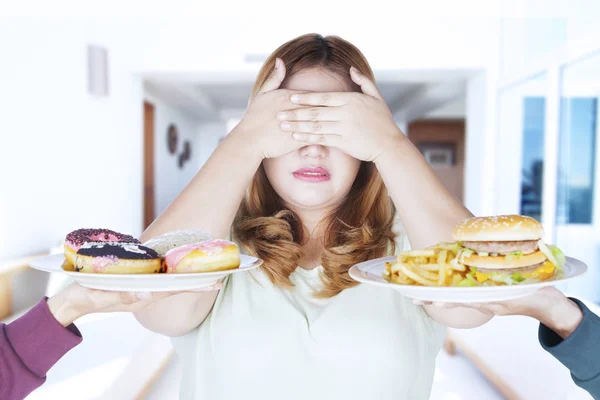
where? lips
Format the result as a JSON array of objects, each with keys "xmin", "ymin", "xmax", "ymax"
[{"xmin": 292, "ymin": 166, "xmax": 331, "ymax": 182}]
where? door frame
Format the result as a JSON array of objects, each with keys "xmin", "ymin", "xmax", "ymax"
[{"xmin": 143, "ymin": 101, "xmax": 155, "ymax": 230}]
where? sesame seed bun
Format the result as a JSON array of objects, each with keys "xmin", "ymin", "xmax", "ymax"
[{"xmin": 453, "ymin": 215, "xmax": 544, "ymax": 242}]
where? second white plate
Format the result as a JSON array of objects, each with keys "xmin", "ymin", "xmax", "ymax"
[
  {"xmin": 349, "ymin": 255, "xmax": 587, "ymax": 303},
  {"xmin": 30, "ymin": 253, "xmax": 263, "ymax": 292}
]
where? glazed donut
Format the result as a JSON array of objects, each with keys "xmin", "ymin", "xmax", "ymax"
[
  {"xmin": 64, "ymin": 228, "xmax": 140, "ymax": 266},
  {"xmin": 164, "ymin": 239, "xmax": 240, "ymax": 273},
  {"xmin": 73, "ymin": 242, "xmax": 161, "ymax": 274},
  {"xmin": 143, "ymin": 230, "xmax": 213, "ymax": 257}
]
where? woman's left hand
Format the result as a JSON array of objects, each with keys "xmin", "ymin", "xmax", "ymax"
[{"xmin": 278, "ymin": 66, "xmax": 403, "ymax": 162}]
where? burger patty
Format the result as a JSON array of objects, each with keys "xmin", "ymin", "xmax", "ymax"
[
  {"xmin": 462, "ymin": 240, "xmax": 538, "ymax": 254},
  {"xmin": 477, "ymin": 262, "xmax": 544, "ymax": 275}
]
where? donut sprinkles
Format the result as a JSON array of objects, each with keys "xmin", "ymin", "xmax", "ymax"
[{"xmin": 66, "ymin": 228, "xmax": 140, "ymax": 250}]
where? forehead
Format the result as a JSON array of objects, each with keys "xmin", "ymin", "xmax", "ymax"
[{"xmin": 283, "ymin": 68, "xmax": 351, "ymax": 93}]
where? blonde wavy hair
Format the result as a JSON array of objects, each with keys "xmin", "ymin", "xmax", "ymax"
[{"xmin": 233, "ymin": 33, "xmax": 396, "ymax": 298}]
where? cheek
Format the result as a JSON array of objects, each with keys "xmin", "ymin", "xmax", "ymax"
[
  {"xmin": 333, "ymin": 152, "xmax": 361, "ymax": 189},
  {"xmin": 263, "ymin": 157, "xmax": 290, "ymax": 191}
]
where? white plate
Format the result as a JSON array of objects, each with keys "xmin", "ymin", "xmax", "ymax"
[
  {"xmin": 30, "ymin": 254, "xmax": 263, "ymax": 292},
  {"xmin": 349, "ymin": 256, "xmax": 587, "ymax": 303}
]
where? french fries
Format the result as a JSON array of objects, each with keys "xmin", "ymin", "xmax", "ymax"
[{"xmin": 384, "ymin": 244, "xmax": 488, "ymax": 287}]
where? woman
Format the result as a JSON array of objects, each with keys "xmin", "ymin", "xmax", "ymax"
[{"xmin": 132, "ymin": 34, "xmax": 581, "ymax": 399}]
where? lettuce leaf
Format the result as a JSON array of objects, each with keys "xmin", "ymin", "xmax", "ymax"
[
  {"xmin": 548, "ymin": 245, "xmax": 566, "ymax": 269},
  {"xmin": 457, "ymin": 278, "xmax": 477, "ymax": 287}
]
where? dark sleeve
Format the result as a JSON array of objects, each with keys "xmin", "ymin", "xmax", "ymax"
[
  {"xmin": 0, "ymin": 297, "xmax": 82, "ymax": 400},
  {"xmin": 539, "ymin": 298, "xmax": 600, "ymax": 399}
]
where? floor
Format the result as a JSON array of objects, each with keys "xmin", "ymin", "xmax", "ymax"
[
  {"xmin": 146, "ymin": 348, "xmax": 505, "ymax": 400},
  {"xmin": 430, "ymin": 349, "xmax": 504, "ymax": 400}
]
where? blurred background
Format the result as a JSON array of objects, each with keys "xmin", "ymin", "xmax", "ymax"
[{"xmin": 1, "ymin": 1, "xmax": 599, "ymax": 399}]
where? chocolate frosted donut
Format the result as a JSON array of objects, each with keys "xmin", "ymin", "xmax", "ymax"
[
  {"xmin": 77, "ymin": 242, "xmax": 159, "ymax": 259},
  {"xmin": 73, "ymin": 242, "xmax": 162, "ymax": 274},
  {"xmin": 66, "ymin": 229, "xmax": 140, "ymax": 249}
]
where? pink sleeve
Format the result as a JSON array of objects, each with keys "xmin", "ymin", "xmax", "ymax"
[{"xmin": 0, "ymin": 297, "xmax": 82, "ymax": 400}]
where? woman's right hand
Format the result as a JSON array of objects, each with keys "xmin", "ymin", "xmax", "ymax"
[{"xmin": 233, "ymin": 58, "xmax": 305, "ymax": 160}]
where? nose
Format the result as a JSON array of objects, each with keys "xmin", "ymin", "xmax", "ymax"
[{"xmin": 299, "ymin": 144, "xmax": 328, "ymax": 159}]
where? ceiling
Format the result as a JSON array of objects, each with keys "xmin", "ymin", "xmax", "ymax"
[{"xmin": 144, "ymin": 69, "xmax": 472, "ymax": 123}]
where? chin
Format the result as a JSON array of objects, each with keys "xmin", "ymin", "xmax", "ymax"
[
  {"xmin": 287, "ymin": 195, "xmax": 335, "ymax": 209},
  {"xmin": 282, "ymin": 186, "xmax": 345, "ymax": 209}
]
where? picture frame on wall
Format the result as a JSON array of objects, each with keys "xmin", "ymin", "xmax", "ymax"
[
  {"xmin": 183, "ymin": 140, "xmax": 191, "ymax": 161},
  {"xmin": 167, "ymin": 124, "xmax": 179, "ymax": 155},
  {"xmin": 417, "ymin": 142, "xmax": 456, "ymax": 167}
]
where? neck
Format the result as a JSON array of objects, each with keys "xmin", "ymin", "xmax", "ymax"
[{"xmin": 292, "ymin": 206, "xmax": 330, "ymax": 270}]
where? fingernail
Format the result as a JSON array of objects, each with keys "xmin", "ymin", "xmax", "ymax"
[
  {"xmin": 281, "ymin": 122, "xmax": 291, "ymax": 129},
  {"xmin": 278, "ymin": 112, "xmax": 288, "ymax": 121},
  {"xmin": 290, "ymin": 94, "xmax": 300, "ymax": 103},
  {"xmin": 292, "ymin": 133, "xmax": 305, "ymax": 141},
  {"xmin": 136, "ymin": 292, "xmax": 152, "ymax": 300},
  {"xmin": 434, "ymin": 302, "xmax": 447, "ymax": 308}
]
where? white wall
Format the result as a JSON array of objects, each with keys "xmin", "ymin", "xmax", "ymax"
[
  {"xmin": 129, "ymin": 17, "xmax": 498, "ymax": 76},
  {"xmin": 197, "ymin": 122, "xmax": 228, "ymax": 169},
  {"xmin": 0, "ymin": 20, "xmax": 144, "ymax": 263},
  {"xmin": 144, "ymin": 92, "xmax": 202, "ymax": 216},
  {"xmin": 464, "ymin": 72, "xmax": 497, "ymax": 216},
  {"xmin": 499, "ymin": 3, "xmax": 600, "ymax": 83},
  {"xmin": 424, "ymin": 98, "xmax": 466, "ymax": 119}
]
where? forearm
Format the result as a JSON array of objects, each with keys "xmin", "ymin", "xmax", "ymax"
[
  {"xmin": 375, "ymin": 135, "xmax": 472, "ymax": 249},
  {"xmin": 134, "ymin": 291, "xmax": 218, "ymax": 337},
  {"xmin": 141, "ymin": 126, "xmax": 263, "ymax": 241},
  {"xmin": 536, "ymin": 296, "xmax": 583, "ymax": 339},
  {"xmin": 424, "ymin": 305, "xmax": 493, "ymax": 329},
  {"xmin": 47, "ymin": 292, "xmax": 83, "ymax": 326}
]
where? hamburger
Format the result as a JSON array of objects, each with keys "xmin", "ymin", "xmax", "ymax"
[{"xmin": 451, "ymin": 215, "xmax": 566, "ymax": 286}]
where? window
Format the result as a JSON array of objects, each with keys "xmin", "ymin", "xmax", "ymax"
[
  {"xmin": 496, "ymin": 74, "xmax": 547, "ymax": 218},
  {"xmin": 556, "ymin": 52, "xmax": 600, "ymax": 225},
  {"xmin": 520, "ymin": 97, "xmax": 545, "ymax": 221},
  {"xmin": 556, "ymin": 97, "xmax": 597, "ymax": 224}
]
